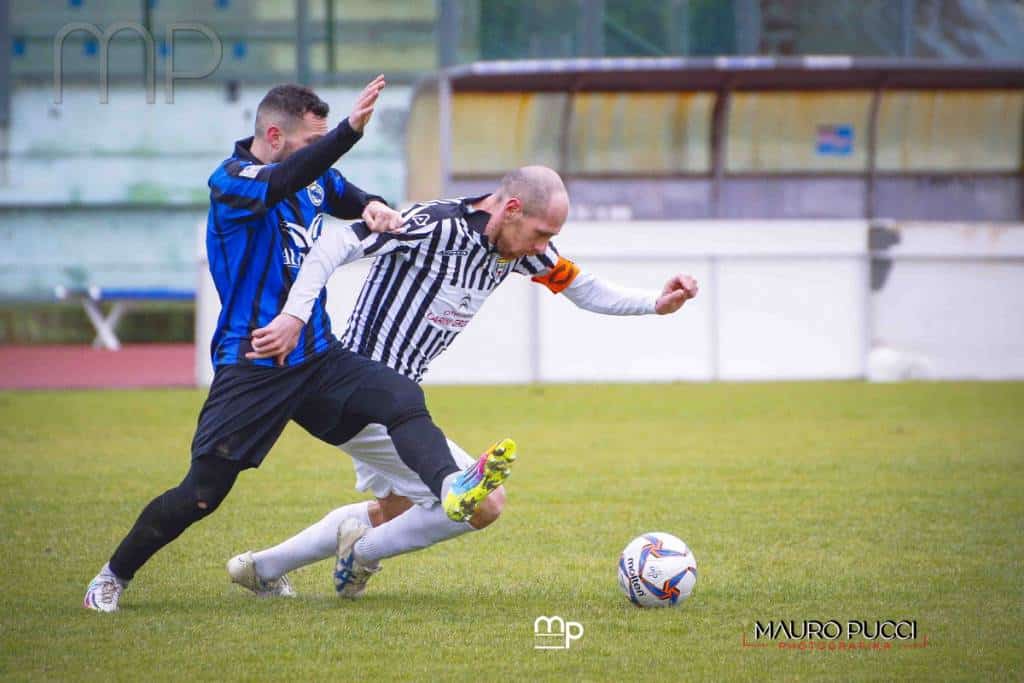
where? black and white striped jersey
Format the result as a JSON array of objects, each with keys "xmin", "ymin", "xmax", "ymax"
[{"xmin": 337, "ymin": 195, "xmax": 560, "ymax": 381}]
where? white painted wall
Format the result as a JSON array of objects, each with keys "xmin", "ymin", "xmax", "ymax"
[
  {"xmin": 417, "ymin": 221, "xmax": 869, "ymax": 384},
  {"xmin": 870, "ymin": 223, "xmax": 1024, "ymax": 380},
  {"xmin": 197, "ymin": 220, "xmax": 1024, "ymax": 386}
]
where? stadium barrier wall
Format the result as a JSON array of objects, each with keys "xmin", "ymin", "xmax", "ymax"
[
  {"xmin": 195, "ymin": 221, "xmax": 1024, "ymax": 386},
  {"xmin": 869, "ymin": 222, "xmax": 1024, "ymax": 380}
]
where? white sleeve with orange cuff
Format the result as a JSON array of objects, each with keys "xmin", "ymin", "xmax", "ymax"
[{"xmin": 561, "ymin": 270, "xmax": 659, "ymax": 316}]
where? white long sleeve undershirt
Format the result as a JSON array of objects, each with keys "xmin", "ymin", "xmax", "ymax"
[
  {"xmin": 281, "ymin": 222, "xmax": 660, "ymax": 324},
  {"xmin": 282, "ymin": 223, "xmax": 364, "ymax": 323},
  {"xmin": 561, "ymin": 270, "xmax": 659, "ymax": 316}
]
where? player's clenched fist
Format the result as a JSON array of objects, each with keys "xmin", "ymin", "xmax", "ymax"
[
  {"xmin": 246, "ymin": 313, "xmax": 305, "ymax": 366},
  {"xmin": 363, "ymin": 200, "xmax": 404, "ymax": 233},
  {"xmin": 655, "ymin": 274, "xmax": 699, "ymax": 315}
]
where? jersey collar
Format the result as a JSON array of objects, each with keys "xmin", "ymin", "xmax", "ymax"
[
  {"xmin": 233, "ymin": 137, "xmax": 261, "ymax": 163},
  {"xmin": 460, "ymin": 194, "xmax": 497, "ymax": 250}
]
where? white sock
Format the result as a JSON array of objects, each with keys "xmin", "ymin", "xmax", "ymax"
[
  {"xmin": 353, "ymin": 503, "xmax": 473, "ymax": 564},
  {"xmin": 253, "ymin": 501, "xmax": 372, "ymax": 580}
]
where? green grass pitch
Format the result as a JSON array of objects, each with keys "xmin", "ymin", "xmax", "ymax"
[{"xmin": 1, "ymin": 382, "xmax": 1022, "ymax": 681}]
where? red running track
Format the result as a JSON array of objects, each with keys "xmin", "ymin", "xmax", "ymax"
[{"xmin": 0, "ymin": 344, "xmax": 195, "ymax": 390}]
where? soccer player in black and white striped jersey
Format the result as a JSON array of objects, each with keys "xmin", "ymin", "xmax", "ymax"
[{"xmin": 230, "ymin": 166, "xmax": 698, "ymax": 598}]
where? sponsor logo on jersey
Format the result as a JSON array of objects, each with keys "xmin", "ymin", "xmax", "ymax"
[
  {"xmin": 426, "ymin": 291, "xmax": 479, "ymax": 330},
  {"xmin": 280, "ymin": 214, "xmax": 324, "ymax": 268}
]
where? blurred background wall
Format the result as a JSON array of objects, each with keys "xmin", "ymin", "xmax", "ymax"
[{"xmin": 1, "ymin": 0, "xmax": 1022, "ymax": 384}]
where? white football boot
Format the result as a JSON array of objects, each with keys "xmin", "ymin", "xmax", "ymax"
[
  {"xmin": 83, "ymin": 568, "xmax": 126, "ymax": 613},
  {"xmin": 333, "ymin": 517, "xmax": 380, "ymax": 598},
  {"xmin": 227, "ymin": 551, "xmax": 296, "ymax": 598}
]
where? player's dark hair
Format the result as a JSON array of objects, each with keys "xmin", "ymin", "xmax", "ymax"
[{"xmin": 255, "ymin": 84, "xmax": 330, "ymax": 135}]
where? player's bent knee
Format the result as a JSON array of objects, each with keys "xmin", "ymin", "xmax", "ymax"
[
  {"xmin": 375, "ymin": 372, "xmax": 428, "ymax": 423},
  {"xmin": 192, "ymin": 486, "xmax": 228, "ymax": 515},
  {"xmin": 387, "ymin": 382, "xmax": 429, "ymax": 428},
  {"xmin": 469, "ymin": 485, "xmax": 506, "ymax": 529},
  {"xmin": 182, "ymin": 455, "xmax": 242, "ymax": 518},
  {"xmin": 354, "ymin": 379, "xmax": 429, "ymax": 431},
  {"xmin": 377, "ymin": 493, "xmax": 413, "ymax": 523},
  {"xmin": 186, "ymin": 473, "xmax": 235, "ymax": 517},
  {"xmin": 366, "ymin": 499, "xmax": 384, "ymax": 527}
]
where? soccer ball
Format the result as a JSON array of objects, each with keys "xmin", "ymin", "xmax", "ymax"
[{"xmin": 617, "ymin": 532, "xmax": 697, "ymax": 608}]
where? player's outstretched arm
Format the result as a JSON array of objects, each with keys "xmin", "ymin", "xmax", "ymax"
[
  {"xmin": 557, "ymin": 269, "xmax": 698, "ymax": 316},
  {"xmin": 321, "ymin": 76, "xmax": 402, "ymax": 232},
  {"xmin": 246, "ymin": 212, "xmax": 432, "ymax": 364},
  {"xmin": 245, "ymin": 224, "xmax": 365, "ymax": 364},
  {"xmin": 263, "ymin": 76, "xmax": 386, "ymax": 208},
  {"xmin": 263, "ymin": 120, "xmax": 363, "ymax": 207},
  {"xmin": 288, "ymin": 225, "xmax": 365, "ymax": 318},
  {"xmin": 325, "ymin": 75, "xmax": 402, "ymax": 232}
]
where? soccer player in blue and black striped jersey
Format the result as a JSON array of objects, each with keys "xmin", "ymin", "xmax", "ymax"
[{"xmin": 83, "ymin": 78, "xmax": 514, "ymax": 612}]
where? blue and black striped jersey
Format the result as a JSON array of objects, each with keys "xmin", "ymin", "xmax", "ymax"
[{"xmin": 206, "ymin": 136, "xmax": 372, "ymax": 368}]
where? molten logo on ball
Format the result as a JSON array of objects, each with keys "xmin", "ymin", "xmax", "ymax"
[{"xmin": 617, "ymin": 532, "xmax": 697, "ymax": 608}]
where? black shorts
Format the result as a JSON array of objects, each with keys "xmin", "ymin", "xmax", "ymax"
[{"xmin": 191, "ymin": 342, "xmax": 386, "ymax": 468}]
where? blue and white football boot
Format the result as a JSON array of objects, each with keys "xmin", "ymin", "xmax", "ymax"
[{"xmin": 334, "ymin": 517, "xmax": 380, "ymax": 598}]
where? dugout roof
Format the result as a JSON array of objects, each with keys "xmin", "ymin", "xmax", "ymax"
[
  {"xmin": 407, "ymin": 57, "xmax": 1024, "ymax": 220},
  {"xmin": 433, "ymin": 56, "xmax": 1024, "ymax": 92}
]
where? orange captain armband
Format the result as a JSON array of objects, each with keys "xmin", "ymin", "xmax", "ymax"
[{"xmin": 531, "ymin": 256, "xmax": 580, "ymax": 294}]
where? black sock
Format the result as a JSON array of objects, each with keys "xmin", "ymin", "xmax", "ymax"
[{"xmin": 108, "ymin": 456, "xmax": 243, "ymax": 581}]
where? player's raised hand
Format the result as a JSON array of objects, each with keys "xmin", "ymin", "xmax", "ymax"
[
  {"xmin": 655, "ymin": 273, "xmax": 699, "ymax": 315},
  {"xmin": 362, "ymin": 200, "xmax": 404, "ymax": 233},
  {"xmin": 246, "ymin": 313, "xmax": 305, "ymax": 366},
  {"xmin": 347, "ymin": 74, "xmax": 385, "ymax": 133}
]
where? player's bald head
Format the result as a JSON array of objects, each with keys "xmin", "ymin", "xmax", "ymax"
[{"xmin": 497, "ymin": 166, "xmax": 569, "ymax": 223}]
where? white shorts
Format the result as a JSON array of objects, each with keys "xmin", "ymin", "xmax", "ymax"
[{"xmin": 340, "ymin": 423, "xmax": 476, "ymax": 507}]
